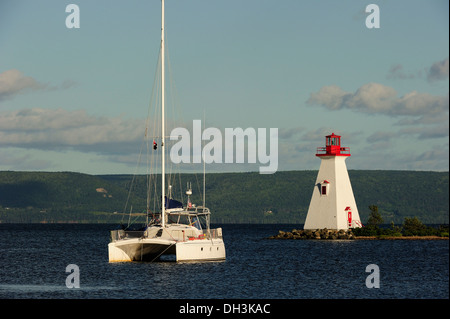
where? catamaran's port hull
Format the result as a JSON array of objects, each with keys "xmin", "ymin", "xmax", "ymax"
[
  {"xmin": 108, "ymin": 238, "xmax": 175, "ymax": 262},
  {"xmin": 108, "ymin": 238, "xmax": 225, "ymax": 262}
]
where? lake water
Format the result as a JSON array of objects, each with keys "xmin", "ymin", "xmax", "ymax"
[{"xmin": 0, "ymin": 223, "xmax": 448, "ymax": 301}]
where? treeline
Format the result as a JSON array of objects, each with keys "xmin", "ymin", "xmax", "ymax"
[
  {"xmin": 0, "ymin": 170, "xmax": 448, "ymax": 224},
  {"xmin": 0, "ymin": 171, "xmax": 131, "ymax": 223},
  {"xmin": 353, "ymin": 205, "xmax": 449, "ymax": 237}
]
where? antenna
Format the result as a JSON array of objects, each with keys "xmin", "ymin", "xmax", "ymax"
[{"xmin": 186, "ymin": 182, "xmax": 192, "ymax": 207}]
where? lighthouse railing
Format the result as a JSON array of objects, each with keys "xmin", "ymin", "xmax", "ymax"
[{"xmin": 316, "ymin": 147, "xmax": 351, "ymax": 155}]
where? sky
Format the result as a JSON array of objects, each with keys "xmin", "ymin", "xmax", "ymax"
[{"xmin": 0, "ymin": 0, "xmax": 448, "ymax": 174}]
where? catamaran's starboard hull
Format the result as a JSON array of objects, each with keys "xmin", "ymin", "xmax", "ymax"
[
  {"xmin": 108, "ymin": 238, "xmax": 225, "ymax": 262},
  {"xmin": 175, "ymin": 239, "xmax": 225, "ymax": 262}
]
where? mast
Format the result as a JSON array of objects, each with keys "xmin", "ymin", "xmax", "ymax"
[
  {"xmin": 161, "ymin": 0, "xmax": 166, "ymax": 228},
  {"xmin": 203, "ymin": 112, "xmax": 206, "ymax": 209},
  {"xmin": 202, "ymin": 113, "xmax": 210, "ymax": 236}
]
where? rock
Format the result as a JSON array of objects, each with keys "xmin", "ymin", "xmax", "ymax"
[
  {"xmin": 292, "ymin": 229, "xmax": 302, "ymax": 236},
  {"xmin": 268, "ymin": 228, "xmax": 355, "ymax": 240}
]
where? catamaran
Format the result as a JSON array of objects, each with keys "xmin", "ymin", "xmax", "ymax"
[{"xmin": 108, "ymin": 0, "xmax": 226, "ymax": 262}]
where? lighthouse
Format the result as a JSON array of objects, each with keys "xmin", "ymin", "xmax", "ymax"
[{"xmin": 304, "ymin": 133, "xmax": 362, "ymax": 230}]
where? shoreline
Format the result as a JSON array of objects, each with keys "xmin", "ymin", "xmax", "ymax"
[
  {"xmin": 268, "ymin": 229, "xmax": 449, "ymax": 240},
  {"xmin": 355, "ymin": 236, "xmax": 449, "ymax": 240}
]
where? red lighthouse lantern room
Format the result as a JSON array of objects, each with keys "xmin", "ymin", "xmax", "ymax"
[{"xmin": 316, "ymin": 133, "xmax": 351, "ymax": 157}]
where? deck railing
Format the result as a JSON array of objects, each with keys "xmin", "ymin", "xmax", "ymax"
[
  {"xmin": 203, "ymin": 228, "xmax": 223, "ymax": 240},
  {"xmin": 110, "ymin": 227, "xmax": 223, "ymax": 243},
  {"xmin": 110, "ymin": 230, "xmax": 146, "ymax": 242}
]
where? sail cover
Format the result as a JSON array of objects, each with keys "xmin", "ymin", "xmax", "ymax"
[{"xmin": 164, "ymin": 196, "xmax": 183, "ymax": 209}]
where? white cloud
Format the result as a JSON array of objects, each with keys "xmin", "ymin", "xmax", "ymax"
[
  {"xmin": 0, "ymin": 69, "xmax": 76, "ymax": 102},
  {"xmin": 307, "ymin": 85, "xmax": 349, "ymax": 111},
  {"xmin": 0, "ymin": 108, "xmax": 144, "ymax": 154},
  {"xmin": 0, "ymin": 69, "xmax": 45, "ymax": 101},
  {"xmin": 307, "ymin": 82, "xmax": 449, "ymax": 117}
]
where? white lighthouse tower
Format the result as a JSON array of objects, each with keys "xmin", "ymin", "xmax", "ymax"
[{"xmin": 304, "ymin": 133, "xmax": 362, "ymax": 230}]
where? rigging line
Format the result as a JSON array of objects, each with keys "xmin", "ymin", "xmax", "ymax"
[
  {"xmin": 128, "ymin": 212, "xmax": 146, "ymax": 227},
  {"xmin": 147, "ymin": 46, "xmax": 163, "ymax": 219},
  {"xmin": 163, "ymin": 224, "xmax": 178, "ymax": 241},
  {"xmin": 150, "ymin": 135, "xmax": 161, "ymax": 215},
  {"xmin": 149, "ymin": 242, "xmax": 176, "ymax": 263},
  {"xmin": 122, "ymin": 132, "xmax": 146, "ymax": 226},
  {"xmin": 166, "ymin": 37, "xmax": 189, "ymax": 203},
  {"xmin": 176, "ymin": 162, "xmax": 184, "ymax": 205},
  {"xmin": 165, "ymin": 47, "xmax": 174, "ymax": 198},
  {"xmin": 127, "ymin": 205, "xmax": 133, "ymax": 228},
  {"xmin": 194, "ymin": 171, "xmax": 202, "ymax": 205},
  {"xmin": 121, "ymin": 44, "xmax": 162, "ymax": 226},
  {"xmin": 167, "ymin": 33, "xmax": 206, "ymax": 207},
  {"xmin": 145, "ymin": 45, "xmax": 162, "ymax": 143},
  {"xmin": 165, "ymin": 40, "xmax": 178, "ymax": 202},
  {"xmin": 166, "ymin": 35, "xmax": 184, "ymax": 129}
]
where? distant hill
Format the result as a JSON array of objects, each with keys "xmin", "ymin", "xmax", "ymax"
[
  {"xmin": 0, "ymin": 171, "xmax": 135, "ymax": 223},
  {"xmin": 0, "ymin": 170, "xmax": 448, "ymax": 224}
]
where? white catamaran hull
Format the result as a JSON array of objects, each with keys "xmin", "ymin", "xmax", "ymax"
[
  {"xmin": 108, "ymin": 238, "xmax": 225, "ymax": 262},
  {"xmin": 175, "ymin": 239, "xmax": 225, "ymax": 261}
]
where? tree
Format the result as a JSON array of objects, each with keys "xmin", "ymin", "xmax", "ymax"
[
  {"xmin": 402, "ymin": 217, "xmax": 427, "ymax": 236},
  {"xmin": 367, "ymin": 205, "xmax": 383, "ymax": 226},
  {"xmin": 389, "ymin": 221, "xmax": 402, "ymax": 236}
]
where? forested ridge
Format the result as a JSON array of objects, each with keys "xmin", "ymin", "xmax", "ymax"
[{"xmin": 0, "ymin": 170, "xmax": 448, "ymax": 224}]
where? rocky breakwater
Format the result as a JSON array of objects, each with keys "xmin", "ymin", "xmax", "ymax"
[{"xmin": 268, "ymin": 228, "xmax": 355, "ymax": 240}]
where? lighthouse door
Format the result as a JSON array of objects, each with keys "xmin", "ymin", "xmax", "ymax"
[{"xmin": 347, "ymin": 211, "xmax": 352, "ymax": 227}]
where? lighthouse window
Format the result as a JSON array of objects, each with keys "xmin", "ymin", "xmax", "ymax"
[
  {"xmin": 327, "ymin": 136, "xmax": 340, "ymax": 146},
  {"xmin": 332, "ymin": 137, "xmax": 339, "ymax": 146},
  {"xmin": 321, "ymin": 185, "xmax": 327, "ymax": 195}
]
